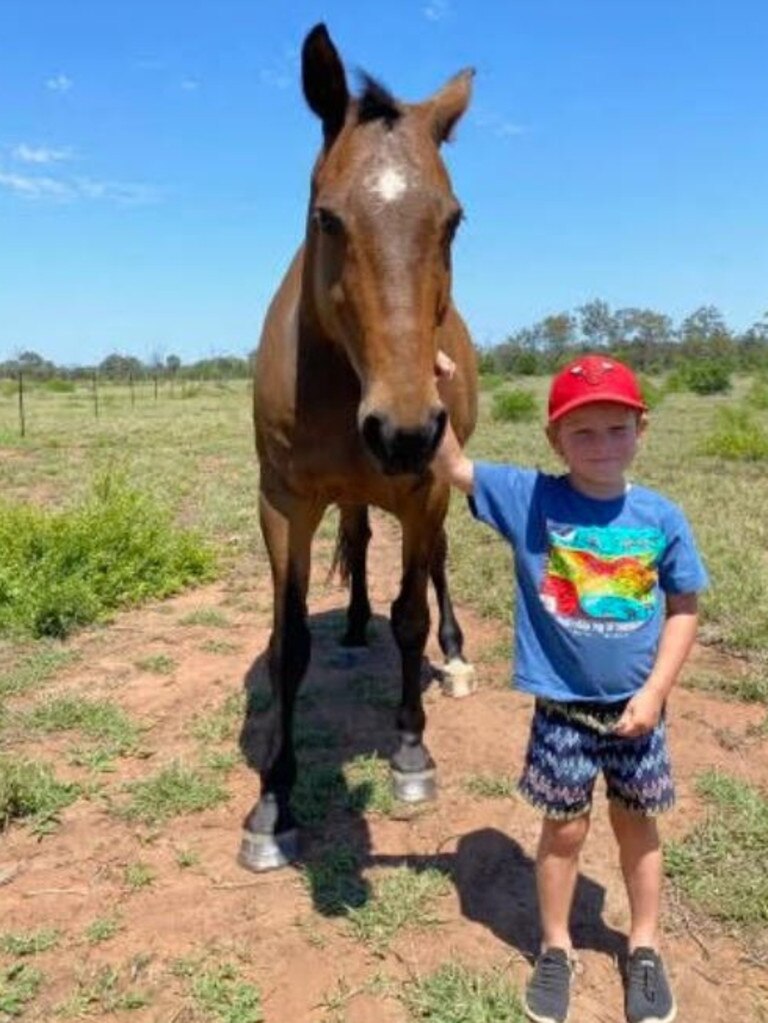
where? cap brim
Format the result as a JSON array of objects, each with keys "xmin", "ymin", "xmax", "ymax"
[{"xmin": 549, "ymin": 393, "xmax": 648, "ymax": 423}]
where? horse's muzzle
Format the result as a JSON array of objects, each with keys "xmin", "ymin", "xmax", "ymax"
[{"xmin": 361, "ymin": 407, "xmax": 448, "ymax": 476}]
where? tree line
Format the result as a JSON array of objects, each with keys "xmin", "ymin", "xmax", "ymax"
[{"xmin": 3, "ymin": 300, "xmax": 768, "ymax": 382}]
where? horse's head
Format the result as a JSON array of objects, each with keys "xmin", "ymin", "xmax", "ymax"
[{"xmin": 300, "ymin": 24, "xmax": 473, "ymax": 476}]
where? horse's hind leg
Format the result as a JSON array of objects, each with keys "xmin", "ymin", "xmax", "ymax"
[
  {"xmin": 239, "ymin": 488, "xmax": 323, "ymax": 872},
  {"xmin": 337, "ymin": 504, "xmax": 372, "ymax": 647},
  {"xmin": 430, "ymin": 525, "xmax": 476, "ymax": 698}
]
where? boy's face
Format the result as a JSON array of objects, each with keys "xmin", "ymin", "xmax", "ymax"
[{"xmin": 546, "ymin": 401, "xmax": 645, "ymax": 497}]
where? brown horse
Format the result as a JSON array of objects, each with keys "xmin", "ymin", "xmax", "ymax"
[{"xmin": 241, "ymin": 23, "xmax": 478, "ymax": 871}]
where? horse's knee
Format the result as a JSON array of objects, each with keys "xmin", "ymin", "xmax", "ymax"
[{"xmin": 391, "ymin": 591, "xmax": 430, "ymax": 652}]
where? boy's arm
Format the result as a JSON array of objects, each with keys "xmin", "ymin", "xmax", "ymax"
[
  {"xmin": 432, "ymin": 419, "xmax": 475, "ymax": 494},
  {"xmin": 613, "ymin": 592, "xmax": 699, "ymax": 737}
]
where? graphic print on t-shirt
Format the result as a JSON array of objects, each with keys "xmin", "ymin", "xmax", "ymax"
[{"xmin": 540, "ymin": 522, "xmax": 666, "ymax": 632}]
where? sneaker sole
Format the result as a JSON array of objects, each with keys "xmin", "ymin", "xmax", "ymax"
[
  {"xmin": 628, "ymin": 999, "xmax": 677, "ymax": 1023},
  {"xmin": 523, "ymin": 998, "xmax": 569, "ymax": 1023}
]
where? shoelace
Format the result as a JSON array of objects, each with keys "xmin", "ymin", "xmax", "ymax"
[{"xmin": 631, "ymin": 954, "xmax": 658, "ymax": 1003}]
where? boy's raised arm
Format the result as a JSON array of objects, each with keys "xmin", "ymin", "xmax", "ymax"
[{"xmin": 432, "ymin": 420, "xmax": 475, "ymax": 494}]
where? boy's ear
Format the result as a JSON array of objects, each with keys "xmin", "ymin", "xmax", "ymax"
[
  {"xmin": 545, "ymin": 421, "xmax": 562, "ymax": 456},
  {"xmin": 637, "ymin": 411, "xmax": 649, "ymax": 437}
]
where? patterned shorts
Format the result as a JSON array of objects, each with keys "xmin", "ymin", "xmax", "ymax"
[{"xmin": 518, "ymin": 698, "xmax": 675, "ymax": 819}]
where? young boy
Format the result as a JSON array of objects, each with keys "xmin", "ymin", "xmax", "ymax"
[{"xmin": 432, "ymin": 354, "xmax": 707, "ymax": 1023}]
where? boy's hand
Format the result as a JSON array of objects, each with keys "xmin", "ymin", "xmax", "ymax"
[{"xmin": 613, "ymin": 687, "xmax": 664, "ymax": 738}]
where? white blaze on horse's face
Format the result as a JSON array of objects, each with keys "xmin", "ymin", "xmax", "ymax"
[{"xmin": 368, "ymin": 165, "xmax": 409, "ymax": 204}]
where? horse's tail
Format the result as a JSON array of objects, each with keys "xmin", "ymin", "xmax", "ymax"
[{"xmin": 327, "ymin": 521, "xmax": 353, "ymax": 586}]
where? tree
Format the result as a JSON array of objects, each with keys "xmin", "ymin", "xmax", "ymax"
[{"xmin": 577, "ymin": 299, "xmax": 618, "ymax": 349}]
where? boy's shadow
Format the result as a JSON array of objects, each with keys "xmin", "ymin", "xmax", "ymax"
[{"xmin": 238, "ymin": 608, "xmax": 626, "ymax": 964}]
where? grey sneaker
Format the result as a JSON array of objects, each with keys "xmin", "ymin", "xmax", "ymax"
[
  {"xmin": 625, "ymin": 947, "xmax": 677, "ymax": 1023},
  {"xmin": 523, "ymin": 947, "xmax": 573, "ymax": 1023}
]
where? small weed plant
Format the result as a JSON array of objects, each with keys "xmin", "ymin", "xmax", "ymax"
[
  {"xmin": 401, "ymin": 962, "xmax": 524, "ymax": 1022},
  {"xmin": 0, "ymin": 756, "xmax": 79, "ymax": 832}
]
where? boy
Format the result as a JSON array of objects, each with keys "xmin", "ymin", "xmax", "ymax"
[{"xmin": 432, "ymin": 354, "xmax": 707, "ymax": 1023}]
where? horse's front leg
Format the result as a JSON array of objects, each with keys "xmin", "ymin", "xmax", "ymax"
[
  {"xmin": 337, "ymin": 504, "xmax": 372, "ymax": 647},
  {"xmin": 389, "ymin": 511, "xmax": 438, "ymax": 803},
  {"xmin": 239, "ymin": 488, "xmax": 323, "ymax": 872}
]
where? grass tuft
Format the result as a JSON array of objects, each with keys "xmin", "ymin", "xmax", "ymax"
[
  {"xmin": 347, "ymin": 866, "xmax": 451, "ymax": 951},
  {"xmin": 120, "ymin": 761, "xmax": 229, "ymax": 823},
  {"xmin": 401, "ymin": 961, "xmax": 524, "ymax": 1022},
  {"xmin": 0, "ymin": 756, "xmax": 79, "ymax": 832},
  {"xmin": 189, "ymin": 962, "xmax": 263, "ymax": 1023},
  {"xmin": 0, "ymin": 930, "xmax": 60, "ymax": 956},
  {"xmin": 0, "ymin": 963, "xmax": 44, "ymax": 1017}
]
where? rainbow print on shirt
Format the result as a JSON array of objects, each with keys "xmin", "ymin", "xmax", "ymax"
[{"xmin": 540, "ymin": 523, "xmax": 666, "ymax": 625}]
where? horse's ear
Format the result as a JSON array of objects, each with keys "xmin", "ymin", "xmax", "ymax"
[
  {"xmin": 302, "ymin": 23, "xmax": 350, "ymax": 145},
  {"xmin": 428, "ymin": 68, "xmax": 474, "ymax": 145}
]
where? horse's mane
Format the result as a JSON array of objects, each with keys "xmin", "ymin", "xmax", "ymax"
[{"xmin": 356, "ymin": 72, "xmax": 401, "ymax": 128}]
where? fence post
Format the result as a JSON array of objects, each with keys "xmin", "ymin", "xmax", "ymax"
[
  {"xmin": 18, "ymin": 371, "xmax": 26, "ymax": 438},
  {"xmin": 92, "ymin": 372, "xmax": 99, "ymax": 419}
]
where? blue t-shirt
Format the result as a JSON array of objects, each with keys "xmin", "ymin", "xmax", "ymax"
[{"xmin": 470, "ymin": 463, "xmax": 708, "ymax": 703}]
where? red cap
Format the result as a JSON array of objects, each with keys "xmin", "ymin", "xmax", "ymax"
[{"xmin": 548, "ymin": 355, "xmax": 647, "ymax": 423}]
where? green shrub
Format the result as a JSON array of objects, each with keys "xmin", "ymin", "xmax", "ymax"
[
  {"xmin": 681, "ymin": 360, "xmax": 731, "ymax": 395},
  {"xmin": 698, "ymin": 407, "xmax": 768, "ymax": 461},
  {"xmin": 0, "ymin": 471, "xmax": 216, "ymax": 639},
  {"xmin": 638, "ymin": 375, "xmax": 664, "ymax": 410},
  {"xmin": 41, "ymin": 378, "xmax": 76, "ymax": 393},
  {"xmin": 478, "ymin": 372, "xmax": 506, "ymax": 392},
  {"xmin": 746, "ymin": 375, "xmax": 768, "ymax": 410},
  {"xmin": 491, "ymin": 388, "xmax": 537, "ymax": 423}
]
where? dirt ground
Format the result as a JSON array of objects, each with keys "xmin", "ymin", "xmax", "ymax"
[{"xmin": 2, "ymin": 512, "xmax": 767, "ymax": 1022}]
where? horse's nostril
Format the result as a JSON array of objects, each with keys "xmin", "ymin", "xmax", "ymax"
[{"xmin": 362, "ymin": 409, "xmax": 445, "ymax": 475}]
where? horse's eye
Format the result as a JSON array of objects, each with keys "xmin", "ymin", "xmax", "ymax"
[{"xmin": 314, "ymin": 207, "xmax": 344, "ymax": 237}]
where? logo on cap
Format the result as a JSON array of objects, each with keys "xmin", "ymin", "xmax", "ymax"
[{"xmin": 571, "ymin": 359, "xmax": 616, "ymax": 386}]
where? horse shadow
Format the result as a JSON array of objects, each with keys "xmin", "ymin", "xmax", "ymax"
[{"xmin": 238, "ymin": 607, "xmax": 626, "ymax": 964}]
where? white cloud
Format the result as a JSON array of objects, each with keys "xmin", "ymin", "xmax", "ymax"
[
  {"xmin": 423, "ymin": 0, "xmax": 450, "ymax": 21},
  {"xmin": 46, "ymin": 73, "xmax": 73, "ymax": 92},
  {"xmin": 0, "ymin": 171, "xmax": 73, "ymax": 199},
  {"xmin": 0, "ymin": 168, "xmax": 159, "ymax": 205},
  {"xmin": 11, "ymin": 143, "xmax": 73, "ymax": 164},
  {"xmin": 474, "ymin": 108, "xmax": 527, "ymax": 139},
  {"xmin": 259, "ymin": 46, "xmax": 299, "ymax": 92},
  {"xmin": 180, "ymin": 78, "xmax": 200, "ymax": 92}
]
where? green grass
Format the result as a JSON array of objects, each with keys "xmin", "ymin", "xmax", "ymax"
[
  {"xmin": 190, "ymin": 691, "xmax": 244, "ymax": 744},
  {"xmin": 300, "ymin": 845, "xmax": 367, "ymax": 916},
  {"xmin": 179, "ymin": 607, "xmax": 230, "ymax": 628},
  {"xmin": 463, "ymin": 773, "xmax": 518, "ymax": 799},
  {"xmin": 0, "ymin": 647, "xmax": 77, "ymax": 701},
  {"xmin": 491, "ymin": 388, "xmax": 538, "ymax": 423},
  {"xmin": 0, "ymin": 470, "xmax": 216, "ymax": 639},
  {"xmin": 56, "ymin": 964, "xmax": 151, "ymax": 1016},
  {"xmin": 21, "ymin": 695, "xmax": 141, "ymax": 755},
  {"xmin": 665, "ymin": 770, "xmax": 768, "ymax": 928},
  {"xmin": 344, "ymin": 754, "xmax": 396, "ymax": 816},
  {"xmin": 401, "ymin": 962, "xmax": 525, "ymax": 1022},
  {"xmin": 84, "ymin": 914, "xmax": 123, "ymax": 945},
  {"xmin": 120, "ymin": 761, "xmax": 230, "ymax": 823},
  {"xmin": 697, "ymin": 406, "xmax": 768, "ymax": 461},
  {"xmin": 0, "ymin": 756, "xmax": 80, "ymax": 832},
  {"xmin": 188, "ymin": 962, "xmax": 263, "ymax": 1023},
  {"xmin": 347, "ymin": 866, "xmax": 451, "ymax": 951},
  {"xmin": 123, "ymin": 862, "xmax": 155, "ymax": 890},
  {"xmin": 134, "ymin": 653, "xmax": 176, "ymax": 674},
  {"xmin": 0, "ymin": 929, "xmax": 60, "ymax": 956},
  {"xmin": 0, "ymin": 963, "xmax": 44, "ymax": 1017}
]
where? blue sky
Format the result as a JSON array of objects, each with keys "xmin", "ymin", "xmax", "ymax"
[{"xmin": 1, "ymin": 1, "xmax": 767, "ymax": 367}]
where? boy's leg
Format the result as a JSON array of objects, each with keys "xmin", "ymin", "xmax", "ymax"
[
  {"xmin": 537, "ymin": 812, "xmax": 591, "ymax": 952},
  {"xmin": 608, "ymin": 803, "xmax": 661, "ymax": 951}
]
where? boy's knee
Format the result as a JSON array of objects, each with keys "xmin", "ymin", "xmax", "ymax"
[{"xmin": 540, "ymin": 813, "xmax": 590, "ymax": 856}]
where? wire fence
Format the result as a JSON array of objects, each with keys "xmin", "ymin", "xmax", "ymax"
[{"xmin": 1, "ymin": 372, "xmax": 252, "ymax": 438}]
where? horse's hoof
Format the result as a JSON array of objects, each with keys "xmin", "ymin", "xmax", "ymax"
[
  {"xmin": 440, "ymin": 657, "xmax": 476, "ymax": 698},
  {"xmin": 391, "ymin": 767, "xmax": 437, "ymax": 803},
  {"xmin": 237, "ymin": 828, "xmax": 299, "ymax": 872}
]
